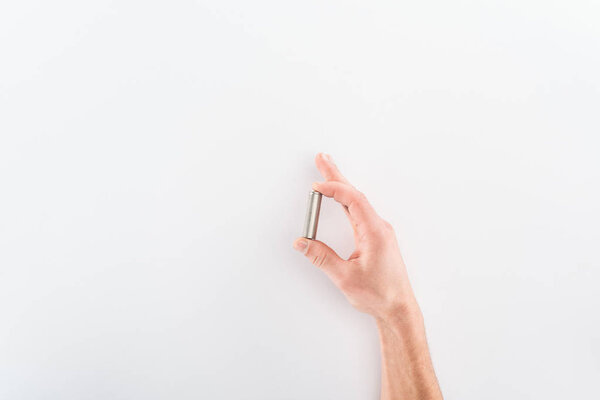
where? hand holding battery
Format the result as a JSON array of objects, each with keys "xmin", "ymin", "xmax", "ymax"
[{"xmin": 293, "ymin": 153, "xmax": 419, "ymax": 321}]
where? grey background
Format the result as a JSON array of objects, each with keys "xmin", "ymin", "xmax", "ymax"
[{"xmin": 1, "ymin": 1, "xmax": 599, "ymax": 399}]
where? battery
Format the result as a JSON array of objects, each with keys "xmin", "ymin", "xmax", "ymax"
[{"xmin": 302, "ymin": 190, "xmax": 323, "ymax": 240}]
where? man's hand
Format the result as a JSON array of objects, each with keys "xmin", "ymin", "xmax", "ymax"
[
  {"xmin": 293, "ymin": 153, "xmax": 418, "ymax": 320},
  {"xmin": 293, "ymin": 153, "xmax": 443, "ymax": 400}
]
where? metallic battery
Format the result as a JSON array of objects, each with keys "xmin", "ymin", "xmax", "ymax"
[{"xmin": 302, "ymin": 190, "xmax": 323, "ymax": 240}]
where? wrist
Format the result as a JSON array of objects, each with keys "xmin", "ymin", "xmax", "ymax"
[
  {"xmin": 375, "ymin": 297, "xmax": 424, "ymax": 335},
  {"xmin": 375, "ymin": 302, "xmax": 431, "ymax": 370},
  {"xmin": 377, "ymin": 293, "xmax": 422, "ymax": 322}
]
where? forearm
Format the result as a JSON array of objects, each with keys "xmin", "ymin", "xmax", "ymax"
[{"xmin": 377, "ymin": 303, "xmax": 442, "ymax": 400}]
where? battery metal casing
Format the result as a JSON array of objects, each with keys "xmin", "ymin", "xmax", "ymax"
[{"xmin": 302, "ymin": 190, "xmax": 323, "ymax": 240}]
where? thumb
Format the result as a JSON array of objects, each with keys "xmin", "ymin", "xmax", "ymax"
[{"xmin": 293, "ymin": 238, "xmax": 345, "ymax": 277}]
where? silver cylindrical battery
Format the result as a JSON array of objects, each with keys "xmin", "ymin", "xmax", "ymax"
[{"xmin": 302, "ymin": 190, "xmax": 322, "ymax": 240}]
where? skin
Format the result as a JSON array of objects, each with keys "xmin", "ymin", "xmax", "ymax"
[{"xmin": 293, "ymin": 153, "xmax": 443, "ymax": 400}]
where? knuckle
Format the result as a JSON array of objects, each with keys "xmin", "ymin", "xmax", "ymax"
[
  {"xmin": 382, "ymin": 219, "xmax": 395, "ymax": 232},
  {"xmin": 370, "ymin": 223, "xmax": 388, "ymax": 238},
  {"xmin": 310, "ymin": 253, "xmax": 320, "ymax": 267},
  {"xmin": 348, "ymin": 190, "xmax": 367, "ymax": 209},
  {"xmin": 311, "ymin": 251, "xmax": 327, "ymax": 269},
  {"xmin": 367, "ymin": 220, "xmax": 395, "ymax": 241},
  {"xmin": 356, "ymin": 190, "xmax": 367, "ymax": 202}
]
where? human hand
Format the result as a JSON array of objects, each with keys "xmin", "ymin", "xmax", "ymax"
[{"xmin": 293, "ymin": 153, "xmax": 420, "ymax": 321}]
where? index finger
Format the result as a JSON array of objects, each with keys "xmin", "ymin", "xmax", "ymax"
[{"xmin": 315, "ymin": 153, "xmax": 350, "ymax": 184}]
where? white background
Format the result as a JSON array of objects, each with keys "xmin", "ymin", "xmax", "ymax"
[{"xmin": 1, "ymin": 1, "xmax": 599, "ymax": 399}]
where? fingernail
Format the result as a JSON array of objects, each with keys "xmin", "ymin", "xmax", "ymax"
[
  {"xmin": 294, "ymin": 239, "xmax": 308, "ymax": 253},
  {"xmin": 312, "ymin": 181, "xmax": 323, "ymax": 190},
  {"xmin": 322, "ymin": 153, "xmax": 333, "ymax": 163}
]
